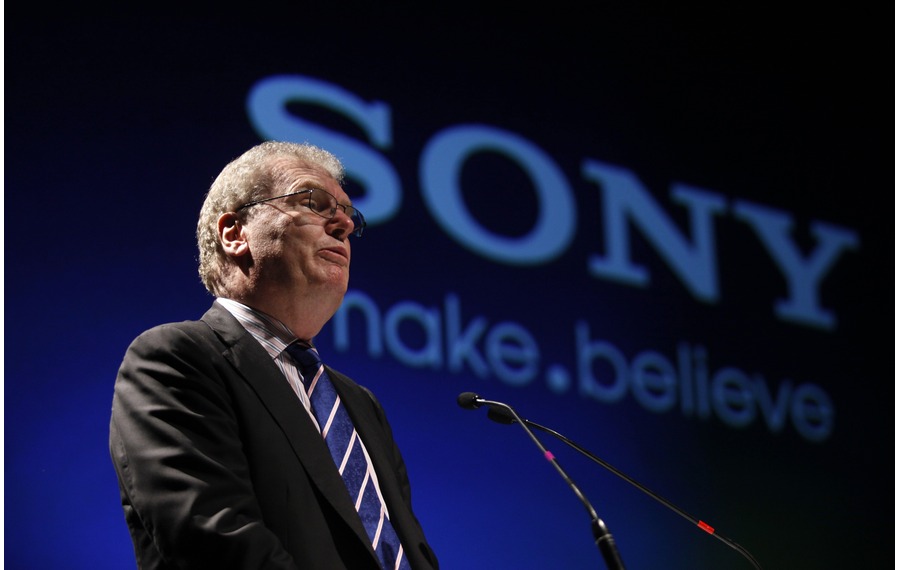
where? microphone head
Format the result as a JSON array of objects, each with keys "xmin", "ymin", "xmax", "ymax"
[
  {"xmin": 457, "ymin": 392, "xmax": 483, "ymax": 409},
  {"xmin": 486, "ymin": 405, "xmax": 517, "ymax": 424}
]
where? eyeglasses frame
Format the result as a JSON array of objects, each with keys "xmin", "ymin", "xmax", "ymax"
[{"xmin": 236, "ymin": 188, "xmax": 366, "ymax": 237}]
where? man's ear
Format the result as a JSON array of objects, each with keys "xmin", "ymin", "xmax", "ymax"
[{"xmin": 218, "ymin": 212, "xmax": 249, "ymax": 257}]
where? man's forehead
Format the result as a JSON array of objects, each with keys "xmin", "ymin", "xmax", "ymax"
[
  {"xmin": 278, "ymin": 161, "xmax": 351, "ymax": 202},
  {"xmin": 277, "ymin": 161, "xmax": 338, "ymax": 187},
  {"xmin": 276, "ymin": 158, "xmax": 331, "ymax": 180}
]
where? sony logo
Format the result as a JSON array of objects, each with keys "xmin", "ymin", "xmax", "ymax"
[{"xmin": 247, "ymin": 74, "xmax": 859, "ymax": 331}]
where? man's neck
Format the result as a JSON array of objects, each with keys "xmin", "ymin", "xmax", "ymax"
[{"xmin": 226, "ymin": 291, "xmax": 338, "ymax": 341}]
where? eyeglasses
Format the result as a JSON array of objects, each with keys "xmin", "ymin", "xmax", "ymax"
[{"xmin": 236, "ymin": 188, "xmax": 366, "ymax": 237}]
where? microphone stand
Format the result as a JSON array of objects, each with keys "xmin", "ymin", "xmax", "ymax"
[
  {"xmin": 466, "ymin": 395, "xmax": 626, "ymax": 569},
  {"xmin": 485, "ymin": 406, "xmax": 763, "ymax": 570}
]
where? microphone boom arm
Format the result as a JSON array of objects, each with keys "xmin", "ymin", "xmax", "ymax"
[
  {"xmin": 485, "ymin": 404, "xmax": 763, "ymax": 570},
  {"xmin": 460, "ymin": 393, "xmax": 626, "ymax": 569}
]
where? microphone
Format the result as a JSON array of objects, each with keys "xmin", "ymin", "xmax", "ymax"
[
  {"xmin": 456, "ymin": 391, "xmax": 483, "ymax": 410},
  {"xmin": 479, "ymin": 398, "xmax": 763, "ymax": 570},
  {"xmin": 457, "ymin": 392, "xmax": 626, "ymax": 570}
]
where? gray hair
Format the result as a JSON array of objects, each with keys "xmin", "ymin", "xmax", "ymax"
[{"xmin": 196, "ymin": 141, "xmax": 345, "ymax": 296}]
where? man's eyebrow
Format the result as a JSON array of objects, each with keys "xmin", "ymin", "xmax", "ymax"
[{"xmin": 285, "ymin": 180, "xmax": 319, "ymax": 193}]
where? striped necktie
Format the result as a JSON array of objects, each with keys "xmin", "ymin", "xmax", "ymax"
[{"xmin": 286, "ymin": 342, "xmax": 410, "ymax": 570}]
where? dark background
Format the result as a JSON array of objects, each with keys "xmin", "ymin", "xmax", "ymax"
[{"xmin": 6, "ymin": 6, "xmax": 894, "ymax": 569}]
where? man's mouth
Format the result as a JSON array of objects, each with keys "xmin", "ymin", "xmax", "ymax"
[{"xmin": 320, "ymin": 246, "xmax": 348, "ymax": 264}]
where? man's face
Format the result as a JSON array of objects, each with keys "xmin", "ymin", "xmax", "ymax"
[{"xmin": 243, "ymin": 161, "xmax": 356, "ymax": 305}]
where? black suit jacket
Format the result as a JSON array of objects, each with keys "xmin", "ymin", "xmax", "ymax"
[{"xmin": 109, "ymin": 301, "xmax": 439, "ymax": 569}]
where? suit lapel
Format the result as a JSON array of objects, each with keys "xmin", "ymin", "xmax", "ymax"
[
  {"xmin": 200, "ymin": 302, "xmax": 377, "ymax": 556},
  {"xmin": 328, "ymin": 368, "xmax": 427, "ymax": 556}
]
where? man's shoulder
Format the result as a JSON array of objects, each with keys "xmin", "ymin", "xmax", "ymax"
[{"xmin": 129, "ymin": 303, "xmax": 231, "ymax": 351}]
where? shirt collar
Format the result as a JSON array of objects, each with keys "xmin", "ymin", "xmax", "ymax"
[{"xmin": 216, "ymin": 297, "xmax": 302, "ymax": 359}]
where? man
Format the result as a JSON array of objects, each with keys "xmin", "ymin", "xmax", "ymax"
[{"xmin": 109, "ymin": 141, "xmax": 439, "ymax": 569}]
